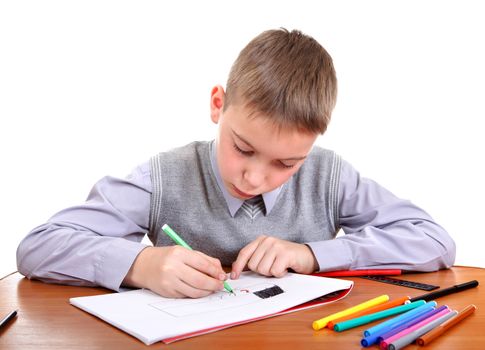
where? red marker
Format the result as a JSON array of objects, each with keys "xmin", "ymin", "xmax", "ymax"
[{"xmin": 314, "ymin": 269, "xmax": 402, "ymax": 277}]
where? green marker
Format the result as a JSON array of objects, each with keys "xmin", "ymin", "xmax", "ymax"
[
  {"xmin": 161, "ymin": 224, "xmax": 234, "ymax": 294},
  {"xmin": 333, "ymin": 300, "xmax": 426, "ymax": 332}
]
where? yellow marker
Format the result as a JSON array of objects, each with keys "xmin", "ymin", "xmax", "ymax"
[{"xmin": 312, "ymin": 294, "xmax": 389, "ymax": 330}]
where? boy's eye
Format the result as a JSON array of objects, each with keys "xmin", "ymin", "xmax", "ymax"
[
  {"xmin": 233, "ymin": 143, "xmax": 295, "ymax": 169},
  {"xmin": 233, "ymin": 144, "xmax": 253, "ymax": 156},
  {"xmin": 278, "ymin": 161, "xmax": 295, "ymax": 169}
]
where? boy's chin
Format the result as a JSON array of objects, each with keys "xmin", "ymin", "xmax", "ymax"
[{"xmin": 230, "ymin": 184, "xmax": 258, "ymax": 200}]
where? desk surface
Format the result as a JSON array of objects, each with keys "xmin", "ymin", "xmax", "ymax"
[{"xmin": 1, "ymin": 266, "xmax": 483, "ymax": 349}]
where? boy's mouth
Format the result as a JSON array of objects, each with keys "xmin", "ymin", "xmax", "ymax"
[{"xmin": 232, "ymin": 185, "xmax": 255, "ymax": 199}]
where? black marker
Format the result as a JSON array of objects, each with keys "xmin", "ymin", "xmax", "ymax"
[
  {"xmin": 409, "ymin": 280, "xmax": 479, "ymax": 302},
  {"xmin": 0, "ymin": 310, "xmax": 18, "ymax": 331}
]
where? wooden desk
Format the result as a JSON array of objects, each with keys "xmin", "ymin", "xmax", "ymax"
[{"xmin": 1, "ymin": 266, "xmax": 483, "ymax": 349}]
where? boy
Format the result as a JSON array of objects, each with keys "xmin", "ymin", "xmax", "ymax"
[{"xmin": 16, "ymin": 29, "xmax": 455, "ymax": 298}]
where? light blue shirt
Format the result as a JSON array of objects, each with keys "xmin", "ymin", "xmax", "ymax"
[{"xmin": 16, "ymin": 142, "xmax": 456, "ymax": 291}]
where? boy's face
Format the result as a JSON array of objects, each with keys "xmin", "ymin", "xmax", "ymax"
[{"xmin": 210, "ymin": 86, "xmax": 318, "ymax": 200}]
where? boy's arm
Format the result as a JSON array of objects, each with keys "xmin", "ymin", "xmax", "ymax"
[
  {"xmin": 16, "ymin": 163, "xmax": 152, "ymax": 291},
  {"xmin": 306, "ymin": 159, "xmax": 456, "ymax": 272}
]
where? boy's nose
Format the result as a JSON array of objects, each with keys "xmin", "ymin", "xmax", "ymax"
[{"xmin": 242, "ymin": 166, "xmax": 265, "ymax": 190}]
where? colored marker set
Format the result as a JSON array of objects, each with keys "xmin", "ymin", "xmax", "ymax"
[
  {"xmin": 312, "ymin": 295, "xmax": 477, "ymax": 349},
  {"xmin": 361, "ymin": 301, "xmax": 456, "ymax": 349}
]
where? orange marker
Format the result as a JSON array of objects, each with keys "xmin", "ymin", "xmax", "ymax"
[
  {"xmin": 327, "ymin": 296, "xmax": 409, "ymax": 329},
  {"xmin": 416, "ymin": 304, "xmax": 477, "ymax": 345}
]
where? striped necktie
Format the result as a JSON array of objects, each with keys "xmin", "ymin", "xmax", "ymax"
[{"xmin": 240, "ymin": 195, "xmax": 266, "ymax": 219}]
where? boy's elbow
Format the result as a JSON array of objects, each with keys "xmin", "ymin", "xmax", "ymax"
[
  {"xmin": 16, "ymin": 224, "xmax": 53, "ymax": 279},
  {"xmin": 16, "ymin": 235, "xmax": 35, "ymax": 278},
  {"xmin": 441, "ymin": 234, "xmax": 456, "ymax": 269},
  {"xmin": 410, "ymin": 222, "xmax": 456, "ymax": 272},
  {"xmin": 427, "ymin": 225, "xmax": 456, "ymax": 271}
]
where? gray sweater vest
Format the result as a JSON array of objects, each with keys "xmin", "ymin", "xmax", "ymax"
[{"xmin": 148, "ymin": 141, "xmax": 341, "ymax": 266}]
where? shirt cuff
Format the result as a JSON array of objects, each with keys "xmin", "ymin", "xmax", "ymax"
[
  {"xmin": 306, "ymin": 239, "xmax": 353, "ymax": 272},
  {"xmin": 94, "ymin": 239, "xmax": 148, "ymax": 291}
]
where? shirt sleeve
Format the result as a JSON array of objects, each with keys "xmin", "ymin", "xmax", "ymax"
[
  {"xmin": 16, "ymin": 162, "xmax": 152, "ymax": 291},
  {"xmin": 306, "ymin": 158, "xmax": 456, "ymax": 272}
]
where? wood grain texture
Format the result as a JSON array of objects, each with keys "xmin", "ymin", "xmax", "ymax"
[{"xmin": 1, "ymin": 266, "xmax": 484, "ymax": 349}]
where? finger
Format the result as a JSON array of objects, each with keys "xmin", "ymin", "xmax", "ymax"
[
  {"xmin": 149, "ymin": 275, "xmax": 186, "ymax": 298},
  {"xmin": 270, "ymin": 255, "xmax": 289, "ymax": 278},
  {"xmin": 194, "ymin": 251, "xmax": 224, "ymax": 276},
  {"xmin": 183, "ymin": 250, "xmax": 226, "ymax": 281},
  {"xmin": 148, "ymin": 265, "xmax": 199, "ymax": 298},
  {"xmin": 245, "ymin": 236, "xmax": 275, "ymax": 273},
  {"xmin": 179, "ymin": 263, "xmax": 224, "ymax": 293},
  {"xmin": 156, "ymin": 286, "xmax": 186, "ymax": 299},
  {"xmin": 175, "ymin": 278, "xmax": 218, "ymax": 299},
  {"xmin": 252, "ymin": 249, "xmax": 277, "ymax": 276},
  {"xmin": 231, "ymin": 236, "xmax": 265, "ymax": 279}
]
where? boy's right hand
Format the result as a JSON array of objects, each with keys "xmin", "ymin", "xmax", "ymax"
[{"xmin": 122, "ymin": 246, "xmax": 227, "ymax": 298}]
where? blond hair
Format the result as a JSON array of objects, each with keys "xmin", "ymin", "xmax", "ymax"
[{"xmin": 224, "ymin": 28, "xmax": 337, "ymax": 134}]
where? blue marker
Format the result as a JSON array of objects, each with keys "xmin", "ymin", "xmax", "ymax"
[
  {"xmin": 364, "ymin": 301, "xmax": 436, "ymax": 337},
  {"xmin": 377, "ymin": 305, "xmax": 448, "ymax": 344},
  {"xmin": 361, "ymin": 301, "xmax": 436, "ymax": 347}
]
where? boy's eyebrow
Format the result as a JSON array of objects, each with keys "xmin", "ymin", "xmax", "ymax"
[
  {"xmin": 232, "ymin": 130, "xmax": 254, "ymax": 148},
  {"xmin": 232, "ymin": 130, "xmax": 308, "ymax": 161}
]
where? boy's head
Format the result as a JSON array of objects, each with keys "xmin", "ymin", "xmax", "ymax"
[
  {"xmin": 224, "ymin": 28, "xmax": 337, "ymax": 134},
  {"xmin": 210, "ymin": 29, "xmax": 337, "ymax": 200}
]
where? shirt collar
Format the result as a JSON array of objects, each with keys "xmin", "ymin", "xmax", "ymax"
[{"xmin": 209, "ymin": 140, "xmax": 282, "ymax": 217}]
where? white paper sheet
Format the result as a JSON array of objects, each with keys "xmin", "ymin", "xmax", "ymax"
[{"xmin": 70, "ymin": 272, "xmax": 353, "ymax": 345}]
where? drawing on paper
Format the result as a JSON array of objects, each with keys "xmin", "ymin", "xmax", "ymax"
[
  {"xmin": 253, "ymin": 285, "xmax": 284, "ymax": 299},
  {"xmin": 149, "ymin": 282, "xmax": 285, "ymax": 317}
]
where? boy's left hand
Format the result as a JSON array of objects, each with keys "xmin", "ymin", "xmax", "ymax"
[{"xmin": 230, "ymin": 235, "xmax": 318, "ymax": 280}]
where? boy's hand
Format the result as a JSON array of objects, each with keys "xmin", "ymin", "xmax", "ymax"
[
  {"xmin": 123, "ymin": 246, "xmax": 227, "ymax": 298},
  {"xmin": 230, "ymin": 235, "xmax": 318, "ymax": 279}
]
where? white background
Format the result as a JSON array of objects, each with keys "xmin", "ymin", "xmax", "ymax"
[{"xmin": 1, "ymin": 0, "xmax": 484, "ymax": 278}]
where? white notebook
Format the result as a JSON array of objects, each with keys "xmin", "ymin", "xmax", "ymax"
[{"xmin": 70, "ymin": 272, "xmax": 353, "ymax": 345}]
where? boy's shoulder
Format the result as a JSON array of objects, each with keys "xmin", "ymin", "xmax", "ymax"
[
  {"xmin": 309, "ymin": 145, "xmax": 336, "ymax": 156},
  {"xmin": 149, "ymin": 141, "xmax": 212, "ymax": 174},
  {"xmin": 154, "ymin": 141, "xmax": 211, "ymax": 158},
  {"xmin": 296, "ymin": 145, "xmax": 341, "ymax": 179},
  {"xmin": 307, "ymin": 145, "xmax": 338, "ymax": 163}
]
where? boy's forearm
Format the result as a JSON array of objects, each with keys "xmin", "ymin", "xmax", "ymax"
[
  {"xmin": 335, "ymin": 158, "xmax": 455, "ymax": 272},
  {"xmin": 308, "ymin": 221, "xmax": 455, "ymax": 272},
  {"xmin": 17, "ymin": 224, "xmax": 147, "ymax": 291}
]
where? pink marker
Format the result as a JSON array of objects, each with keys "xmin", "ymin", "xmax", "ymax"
[{"xmin": 380, "ymin": 307, "xmax": 451, "ymax": 350}]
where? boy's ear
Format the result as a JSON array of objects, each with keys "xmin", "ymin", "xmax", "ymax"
[{"xmin": 210, "ymin": 85, "xmax": 225, "ymax": 124}]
